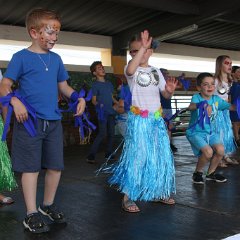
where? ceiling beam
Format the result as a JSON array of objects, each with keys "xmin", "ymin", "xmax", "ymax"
[
  {"xmin": 106, "ymin": 0, "xmax": 199, "ymax": 15},
  {"xmin": 112, "ymin": 14, "xmax": 199, "ymax": 55},
  {"xmin": 112, "ymin": 0, "xmax": 240, "ymax": 55}
]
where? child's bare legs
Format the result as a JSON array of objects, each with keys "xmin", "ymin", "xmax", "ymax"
[
  {"xmin": 233, "ymin": 122, "xmax": 240, "ymax": 145},
  {"xmin": 122, "ymin": 194, "xmax": 140, "ymax": 213},
  {"xmin": 22, "ymin": 172, "xmax": 39, "ymax": 214},
  {"xmin": 43, "ymin": 169, "xmax": 61, "ymax": 206},
  {"xmin": 208, "ymin": 144, "xmax": 224, "ymax": 174},
  {"xmin": 195, "ymin": 145, "xmax": 213, "ymax": 173},
  {"xmin": 22, "ymin": 170, "xmax": 61, "ymax": 214}
]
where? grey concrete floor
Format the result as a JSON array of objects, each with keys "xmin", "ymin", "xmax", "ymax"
[{"xmin": 0, "ymin": 135, "xmax": 240, "ymax": 240}]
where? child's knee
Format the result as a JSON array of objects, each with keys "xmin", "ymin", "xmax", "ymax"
[
  {"xmin": 215, "ymin": 144, "xmax": 224, "ymax": 156},
  {"xmin": 202, "ymin": 147, "xmax": 213, "ymax": 159}
]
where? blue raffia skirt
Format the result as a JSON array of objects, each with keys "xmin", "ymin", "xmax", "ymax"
[
  {"xmin": 212, "ymin": 109, "xmax": 236, "ymax": 154},
  {"xmin": 109, "ymin": 111, "xmax": 176, "ymax": 201}
]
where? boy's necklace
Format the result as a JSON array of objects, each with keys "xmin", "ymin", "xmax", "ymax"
[{"xmin": 37, "ymin": 53, "xmax": 50, "ymax": 71}]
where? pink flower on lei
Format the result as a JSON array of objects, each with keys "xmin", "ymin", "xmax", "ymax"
[{"xmin": 140, "ymin": 110, "xmax": 149, "ymax": 118}]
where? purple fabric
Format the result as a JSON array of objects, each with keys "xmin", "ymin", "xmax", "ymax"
[
  {"xmin": 188, "ymin": 100, "xmax": 210, "ymax": 132},
  {"xmin": 120, "ymin": 85, "xmax": 132, "ymax": 111},
  {"xmin": 0, "ymin": 91, "xmax": 37, "ymax": 141},
  {"xmin": 237, "ymin": 97, "xmax": 240, "ymax": 119},
  {"xmin": 61, "ymin": 89, "xmax": 96, "ymax": 139},
  {"xmin": 178, "ymin": 75, "xmax": 190, "ymax": 91}
]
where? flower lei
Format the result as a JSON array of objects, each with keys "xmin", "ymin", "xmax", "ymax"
[{"xmin": 130, "ymin": 106, "xmax": 162, "ymax": 119}]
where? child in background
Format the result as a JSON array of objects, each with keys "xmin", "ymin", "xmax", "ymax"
[
  {"xmin": 0, "ymin": 8, "xmax": 85, "ymax": 233},
  {"xmin": 109, "ymin": 30, "xmax": 177, "ymax": 213},
  {"xmin": 229, "ymin": 66, "xmax": 240, "ymax": 147},
  {"xmin": 214, "ymin": 55, "xmax": 238, "ymax": 167},
  {"xmin": 87, "ymin": 61, "xmax": 118, "ymax": 163},
  {"xmin": 0, "ymin": 69, "xmax": 17, "ymax": 204},
  {"xmin": 160, "ymin": 68, "xmax": 182, "ymax": 152},
  {"xmin": 186, "ymin": 72, "xmax": 236, "ymax": 184},
  {"xmin": 115, "ymin": 77, "xmax": 131, "ymax": 137}
]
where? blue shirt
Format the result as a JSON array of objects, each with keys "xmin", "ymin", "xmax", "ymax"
[
  {"xmin": 186, "ymin": 93, "xmax": 230, "ymax": 136},
  {"xmin": 120, "ymin": 84, "xmax": 132, "ymax": 111},
  {"xmin": 5, "ymin": 49, "xmax": 68, "ymax": 120},
  {"xmin": 92, "ymin": 80, "xmax": 115, "ymax": 115},
  {"xmin": 229, "ymin": 81, "xmax": 240, "ymax": 104},
  {"xmin": 160, "ymin": 92, "xmax": 171, "ymax": 109}
]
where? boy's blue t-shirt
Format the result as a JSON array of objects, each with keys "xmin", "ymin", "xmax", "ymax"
[
  {"xmin": 4, "ymin": 49, "xmax": 69, "ymax": 120},
  {"xmin": 186, "ymin": 93, "xmax": 230, "ymax": 136},
  {"xmin": 92, "ymin": 80, "xmax": 115, "ymax": 114}
]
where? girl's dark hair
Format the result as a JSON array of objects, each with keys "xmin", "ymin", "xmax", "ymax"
[
  {"xmin": 232, "ymin": 65, "xmax": 240, "ymax": 73},
  {"xmin": 196, "ymin": 72, "xmax": 213, "ymax": 86}
]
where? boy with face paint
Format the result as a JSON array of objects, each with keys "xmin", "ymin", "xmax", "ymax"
[{"xmin": 0, "ymin": 8, "xmax": 86, "ymax": 233}]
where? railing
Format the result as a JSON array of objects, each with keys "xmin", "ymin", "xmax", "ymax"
[{"xmin": 171, "ymin": 96, "xmax": 192, "ymax": 135}]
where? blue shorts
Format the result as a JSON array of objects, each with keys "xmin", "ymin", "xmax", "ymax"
[
  {"xmin": 186, "ymin": 132, "xmax": 222, "ymax": 156},
  {"xmin": 11, "ymin": 118, "xmax": 64, "ymax": 172}
]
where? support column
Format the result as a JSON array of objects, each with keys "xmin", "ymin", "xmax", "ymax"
[{"xmin": 111, "ymin": 55, "xmax": 127, "ymax": 75}]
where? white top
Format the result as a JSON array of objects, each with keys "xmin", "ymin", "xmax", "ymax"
[
  {"xmin": 214, "ymin": 78, "xmax": 230, "ymax": 101},
  {"xmin": 124, "ymin": 65, "xmax": 166, "ymax": 112}
]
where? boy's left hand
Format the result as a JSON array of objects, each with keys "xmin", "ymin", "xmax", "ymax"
[
  {"xmin": 74, "ymin": 98, "xmax": 86, "ymax": 116},
  {"xmin": 165, "ymin": 77, "xmax": 178, "ymax": 94}
]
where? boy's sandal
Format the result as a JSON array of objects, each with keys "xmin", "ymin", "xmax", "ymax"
[
  {"xmin": 122, "ymin": 199, "xmax": 140, "ymax": 213},
  {"xmin": 153, "ymin": 198, "xmax": 175, "ymax": 205},
  {"xmin": 0, "ymin": 197, "xmax": 14, "ymax": 205},
  {"xmin": 224, "ymin": 156, "xmax": 239, "ymax": 165}
]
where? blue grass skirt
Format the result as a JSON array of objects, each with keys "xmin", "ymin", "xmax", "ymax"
[
  {"xmin": 109, "ymin": 111, "xmax": 176, "ymax": 201},
  {"xmin": 212, "ymin": 109, "xmax": 236, "ymax": 154}
]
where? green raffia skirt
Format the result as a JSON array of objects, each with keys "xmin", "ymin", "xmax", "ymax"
[{"xmin": 0, "ymin": 116, "xmax": 17, "ymax": 191}]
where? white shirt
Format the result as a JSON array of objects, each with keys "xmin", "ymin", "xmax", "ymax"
[
  {"xmin": 214, "ymin": 78, "xmax": 230, "ymax": 101},
  {"xmin": 124, "ymin": 65, "xmax": 166, "ymax": 112}
]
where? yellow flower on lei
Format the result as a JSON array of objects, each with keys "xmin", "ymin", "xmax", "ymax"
[{"xmin": 130, "ymin": 106, "xmax": 141, "ymax": 115}]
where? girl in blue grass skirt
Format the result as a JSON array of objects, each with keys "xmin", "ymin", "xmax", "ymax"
[
  {"xmin": 213, "ymin": 55, "xmax": 238, "ymax": 167},
  {"xmin": 109, "ymin": 30, "xmax": 177, "ymax": 213}
]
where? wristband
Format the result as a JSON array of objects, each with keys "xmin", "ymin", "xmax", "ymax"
[{"xmin": 70, "ymin": 91, "xmax": 79, "ymax": 102}]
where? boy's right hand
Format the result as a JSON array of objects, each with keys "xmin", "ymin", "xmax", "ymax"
[
  {"xmin": 206, "ymin": 105, "xmax": 212, "ymax": 117},
  {"xmin": 11, "ymin": 97, "xmax": 28, "ymax": 123}
]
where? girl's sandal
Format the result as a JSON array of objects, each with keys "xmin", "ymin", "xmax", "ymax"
[
  {"xmin": 153, "ymin": 198, "xmax": 175, "ymax": 205},
  {"xmin": 224, "ymin": 156, "xmax": 239, "ymax": 165},
  {"xmin": 218, "ymin": 160, "xmax": 228, "ymax": 168},
  {"xmin": 122, "ymin": 199, "xmax": 140, "ymax": 213}
]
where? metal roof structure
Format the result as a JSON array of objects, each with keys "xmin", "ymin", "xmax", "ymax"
[{"xmin": 0, "ymin": 0, "xmax": 240, "ymax": 55}]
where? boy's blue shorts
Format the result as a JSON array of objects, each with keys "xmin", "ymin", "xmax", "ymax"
[
  {"xmin": 186, "ymin": 132, "xmax": 223, "ymax": 157},
  {"xmin": 11, "ymin": 118, "xmax": 64, "ymax": 172}
]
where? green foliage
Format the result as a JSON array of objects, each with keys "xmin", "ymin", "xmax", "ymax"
[{"xmin": 68, "ymin": 71, "xmax": 118, "ymax": 93}]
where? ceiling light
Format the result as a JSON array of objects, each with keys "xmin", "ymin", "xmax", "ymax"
[{"xmin": 156, "ymin": 24, "xmax": 198, "ymax": 42}]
